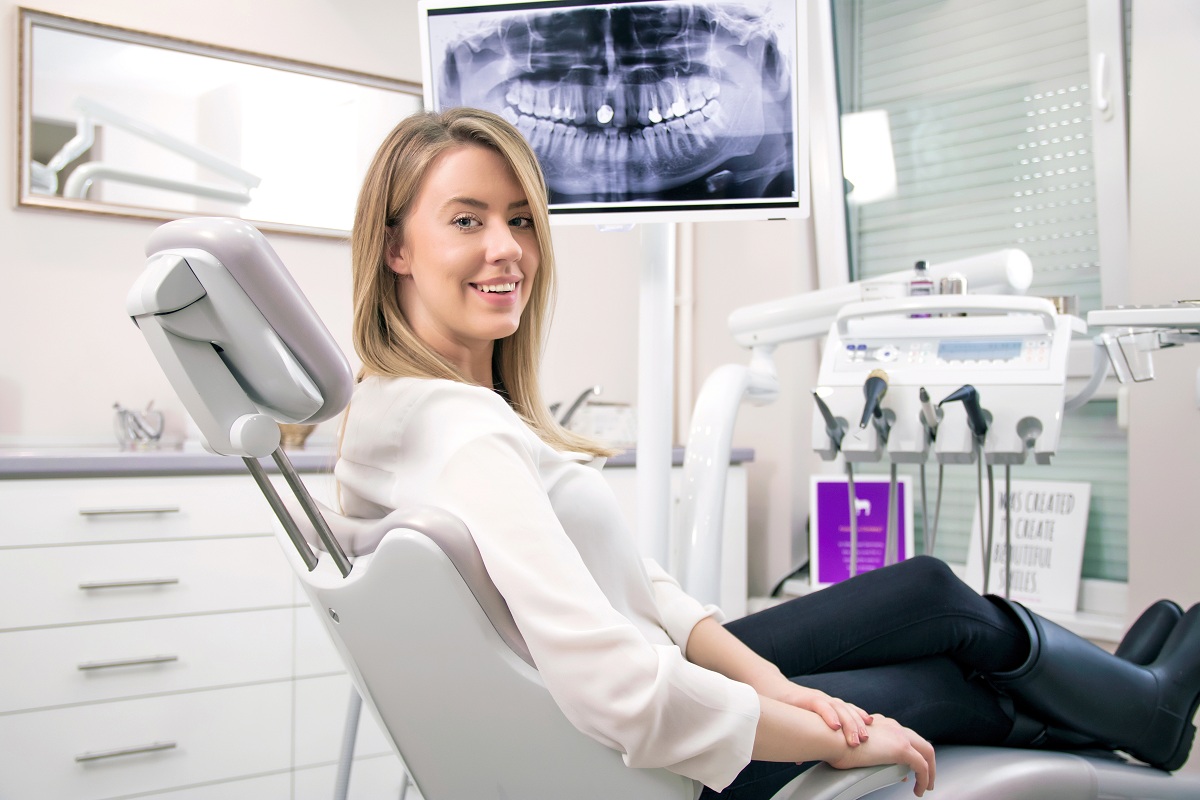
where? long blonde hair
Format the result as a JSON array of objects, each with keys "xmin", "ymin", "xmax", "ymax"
[{"xmin": 350, "ymin": 108, "xmax": 613, "ymax": 457}]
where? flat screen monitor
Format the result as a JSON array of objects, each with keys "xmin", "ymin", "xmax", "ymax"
[{"xmin": 418, "ymin": 0, "xmax": 808, "ymax": 224}]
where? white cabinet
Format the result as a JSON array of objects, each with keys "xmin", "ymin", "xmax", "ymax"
[{"xmin": 0, "ymin": 473, "xmax": 397, "ymax": 800}]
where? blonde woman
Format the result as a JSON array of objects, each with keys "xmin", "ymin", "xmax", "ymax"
[{"xmin": 335, "ymin": 107, "xmax": 1200, "ymax": 799}]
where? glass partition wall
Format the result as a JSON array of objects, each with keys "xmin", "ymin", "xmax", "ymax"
[{"xmin": 824, "ymin": 0, "xmax": 1131, "ymax": 581}]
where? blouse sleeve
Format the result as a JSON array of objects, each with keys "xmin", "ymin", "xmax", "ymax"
[
  {"xmin": 642, "ymin": 557, "xmax": 725, "ymax": 653},
  {"xmin": 406, "ymin": 389, "xmax": 760, "ymax": 791}
]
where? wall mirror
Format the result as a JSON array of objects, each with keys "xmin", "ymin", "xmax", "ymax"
[{"xmin": 18, "ymin": 9, "xmax": 422, "ymax": 236}]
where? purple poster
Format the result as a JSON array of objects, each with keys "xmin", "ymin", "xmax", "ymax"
[{"xmin": 810, "ymin": 476, "xmax": 912, "ymax": 586}]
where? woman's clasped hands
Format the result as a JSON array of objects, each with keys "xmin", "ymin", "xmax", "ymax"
[{"xmin": 767, "ymin": 682, "xmax": 936, "ymax": 796}]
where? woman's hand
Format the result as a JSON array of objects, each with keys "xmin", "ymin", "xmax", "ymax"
[
  {"xmin": 683, "ymin": 617, "xmax": 875, "ymax": 748},
  {"xmin": 765, "ymin": 680, "xmax": 874, "ymax": 747},
  {"xmin": 826, "ymin": 714, "xmax": 936, "ymax": 797}
]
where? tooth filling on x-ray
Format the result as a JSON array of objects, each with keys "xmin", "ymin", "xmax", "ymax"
[{"xmin": 433, "ymin": 1, "xmax": 794, "ymax": 202}]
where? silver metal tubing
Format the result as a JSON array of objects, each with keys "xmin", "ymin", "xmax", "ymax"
[
  {"xmin": 986, "ymin": 461, "xmax": 995, "ymax": 594},
  {"xmin": 78, "ymin": 505, "xmax": 180, "ymax": 516},
  {"xmin": 242, "ymin": 456, "xmax": 319, "ymax": 573},
  {"xmin": 976, "ymin": 439, "xmax": 990, "ymax": 594},
  {"xmin": 919, "ymin": 463, "xmax": 930, "ymax": 555},
  {"xmin": 75, "ymin": 741, "xmax": 176, "ymax": 762},
  {"xmin": 270, "ymin": 448, "xmax": 352, "ymax": 578},
  {"xmin": 930, "ymin": 463, "xmax": 944, "ymax": 557},
  {"xmin": 78, "ymin": 655, "xmax": 178, "ymax": 671},
  {"xmin": 886, "ymin": 462, "xmax": 898, "ymax": 566},
  {"xmin": 334, "ymin": 687, "xmax": 363, "ymax": 800},
  {"xmin": 846, "ymin": 462, "xmax": 858, "ymax": 578},
  {"xmin": 1004, "ymin": 465, "xmax": 1012, "ymax": 599},
  {"xmin": 79, "ymin": 577, "xmax": 179, "ymax": 590}
]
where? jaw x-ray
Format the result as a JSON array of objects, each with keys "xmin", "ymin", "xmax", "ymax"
[{"xmin": 423, "ymin": 0, "xmax": 801, "ymax": 218}]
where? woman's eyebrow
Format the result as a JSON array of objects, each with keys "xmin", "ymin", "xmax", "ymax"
[{"xmin": 442, "ymin": 197, "xmax": 530, "ymax": 211}]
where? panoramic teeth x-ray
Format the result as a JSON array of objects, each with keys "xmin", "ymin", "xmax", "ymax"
[{"xmin": 427, "ymin": 0, "xmax": 798, "ymax": 207}]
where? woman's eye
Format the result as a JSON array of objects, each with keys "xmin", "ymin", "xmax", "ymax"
[
  {"xmin": 510, "ymin": 215, "xmax": 534, "ymax": 230},
  {"xmin": 452, "ymin": 215, "xmax": 480, "ymax": 229}
]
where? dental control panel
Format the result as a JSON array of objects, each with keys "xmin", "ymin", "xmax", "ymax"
[
  {"xmin": 832, "ymin": 336, "xmax": 1054, "ymax": 373},
  {"xmin": 813, "ymin": 295, "xmax": 1086, "ymax": 467}
]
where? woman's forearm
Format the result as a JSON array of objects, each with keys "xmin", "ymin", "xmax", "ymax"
[
  {"xmin": 753, "ymin": 695, "xmax": 849, "ymax": 762},
  {"xmin": 685, "ymin": 615, "xmax": 789, "ymax": 693}
]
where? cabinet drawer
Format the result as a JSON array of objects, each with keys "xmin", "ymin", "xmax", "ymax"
[
  {"xmin": 135, "ymin": 772, "xmax": 292, "ymax": 799},
  {"xmin": 1, "ymin": 608, "xmax": 296, "ymax": 713},
  {"xmin": 0, "ymin": 682, "xmax": 291, "ymax": 800},
  {"xmin": 0, "ymin": 537, "xmax": 294, "ymax": 631},
  {"xmin": 0, "ymin": 475, "xmax": 272, "ymax": 547},
  {"xmin": 294, "ymin": 674, "xmax": 394, "ymax": 767}
]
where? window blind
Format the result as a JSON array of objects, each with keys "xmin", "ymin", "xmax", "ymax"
[{"xmin": 830, "ymin": 0, "xmax": 1128, "ymax": 580}]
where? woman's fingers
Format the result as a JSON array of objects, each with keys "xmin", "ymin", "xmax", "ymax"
[
  {"xmin": 828, "ymin": 715, "xmax": 936, "ymax": 796},
  {"xmin": 816, "ymin": 698, "xmax": 869, "ymax": 746}
]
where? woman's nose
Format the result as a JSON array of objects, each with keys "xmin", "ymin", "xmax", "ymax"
[{"xmin": 486, "ymin": 222, "xmax": 523, "ymax": 263}]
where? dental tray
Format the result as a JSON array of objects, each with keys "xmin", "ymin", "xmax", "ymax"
[{"xmin": 1088, "ymin": 301, "xmax": 1200, "ymax": 329}]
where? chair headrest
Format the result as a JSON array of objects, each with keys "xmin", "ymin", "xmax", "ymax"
[{"xmin": 143, "ymin": 217, "xmax": 353, "ymax": 423}]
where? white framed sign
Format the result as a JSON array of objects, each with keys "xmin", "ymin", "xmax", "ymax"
[{"xmin": 965, "ymin": 479, "xmax": 1091, "ymax": 612}]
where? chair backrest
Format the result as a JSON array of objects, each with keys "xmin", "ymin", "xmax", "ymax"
[{"xmin": 128, "ymin": 217, "xmax": 697, "ymax": 800}]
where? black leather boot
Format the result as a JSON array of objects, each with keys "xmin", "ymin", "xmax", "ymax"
[
  {"xmin": 1116, "ymin": 599, "xmax": 1184, "ymax": 664},
  {"xmin": 988, "ymin": 599, "xmax": 1200, "ymax": 772}
]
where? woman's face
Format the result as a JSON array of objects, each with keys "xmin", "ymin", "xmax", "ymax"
[{"xmin": 388, "ymin": 144, "xmax": 540, "ymax": 380}]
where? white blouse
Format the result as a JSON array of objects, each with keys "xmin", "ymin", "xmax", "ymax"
[{"xmin": 336, "ymin": 377, "xmax": 760, "ymax": 791}]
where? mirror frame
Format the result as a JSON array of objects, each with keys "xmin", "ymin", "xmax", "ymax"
[{"xmin": 17, "ymin": 8, "xmax": 422, "ymax": 237}]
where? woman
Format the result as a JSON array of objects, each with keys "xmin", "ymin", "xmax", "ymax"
[{"xmin": 335, "ymin": 107, "xmax": 1200, "ymax": 799}]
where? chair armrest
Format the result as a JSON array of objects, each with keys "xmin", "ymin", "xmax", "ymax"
[{"xmin": 773, "ymin": 763, "xmax": 910, "ymax": 800}]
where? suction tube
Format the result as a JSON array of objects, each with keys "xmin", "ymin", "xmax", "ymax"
[{"xmin": 859, "ymin": 369, "xmax": 889, "ymax": 429}]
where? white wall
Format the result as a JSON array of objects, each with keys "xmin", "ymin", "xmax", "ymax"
[
  {"xmin": 1127, "ymin": 6, "xmax": 1200, "ymax": 613},
  {"xmin": 1, "ymin": 1, "xmax": 815, "ymax": 595},
  {"xmin": 1126, "ymin": 0, "xmax": 1200, "ymax": 776}
]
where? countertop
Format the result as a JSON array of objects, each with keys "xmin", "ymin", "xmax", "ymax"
[{"xmin": 0, "ymin": 445, "xmax": 754, "ymax": 479}]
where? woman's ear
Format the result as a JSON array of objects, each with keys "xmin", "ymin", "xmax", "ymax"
[{"xmin": 385, "ymin": 238, "xmax": 411, "ymax": 277}]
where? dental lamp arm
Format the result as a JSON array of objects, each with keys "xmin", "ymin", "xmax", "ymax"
[
  {"xmin": 74, "ymin": 97, "xmax": 260, "ymax": 188},
  {"xmin": 729, "ymin": 249, "xmax": 1033, "ymax": 349}
]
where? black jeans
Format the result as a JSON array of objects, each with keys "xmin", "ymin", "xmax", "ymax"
[{"xmin": 699, "ymin": 555, "xmax": 1030, "ymax": 800}]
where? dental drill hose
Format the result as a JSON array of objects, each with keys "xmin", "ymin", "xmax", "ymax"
[
  {"xmin": 814, "ymin": 392, "xmax": 858, "ymax": 577},
  {"xmin": 918, "ymin": 387, "xmax": 941, "ymax": 556},
  {"xmin": 940, "ymin": 385, "xmax": 994, "ymax": 592},
  {"xmin": 859, "ymin": 369, "xmax": 890, "ymax": 429}
]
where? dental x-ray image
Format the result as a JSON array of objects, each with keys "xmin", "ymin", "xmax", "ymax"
[{"xmin": 421, "ymin": 0, "xmax": 804, "ymax": 222}]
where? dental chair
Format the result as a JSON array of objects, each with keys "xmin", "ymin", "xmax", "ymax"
[{"xmin": 128, "ymin": 217, "xmax": 1200, "ymax": 800}]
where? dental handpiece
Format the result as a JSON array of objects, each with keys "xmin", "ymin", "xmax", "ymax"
[
  {"xmin": 812, "ymin": 391, "xmax": 845, "ymax": 451},
  {"xmin": 939, "ymin": 384, "xmax": 988, "ymax": 439},
  {"xmin": 919, "ymin": 387, "xmax": 939, "ymax": 436},
  {"xmin": 859, "ymin": 369, "xmax": 890, "ymax": 429}
]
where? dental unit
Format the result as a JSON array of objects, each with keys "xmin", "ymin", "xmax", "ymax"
[{"xmin": 677, "ymin": 246, "xmax": 1200, "ymax": 797}]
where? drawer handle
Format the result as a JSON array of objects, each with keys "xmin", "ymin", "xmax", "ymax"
[
  {"xmin": 78, "ymin": 577, "xmax": 180, "ymax": 590},
  {"xmin": 75, "ymin": 741, "xmax": 177, "ymax": 762},
  {"xmin": 78, "ymin": 654, "xmax": 179, "ymax": 671},
  {"xmin": 78, "ymin": 505, "xmax": 181, "ymax": 517}
]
